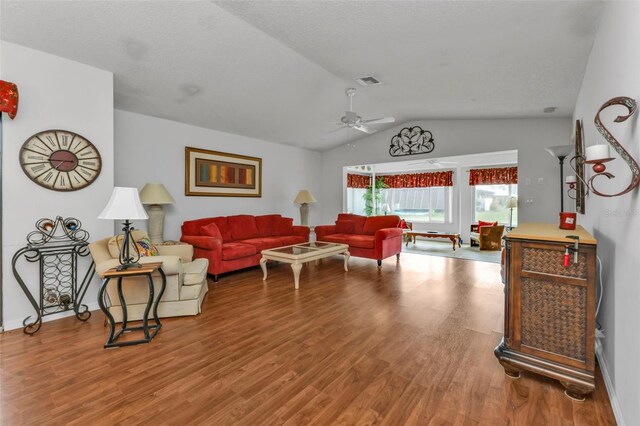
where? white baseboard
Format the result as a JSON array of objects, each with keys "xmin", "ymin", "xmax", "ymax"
[
  {"xmin": 596, "ymin": 339, "xmax": 625, "ymax": 425},
  {"xmin": 1, "ymin": 302, "xmax": 100, "ymax": 332}
]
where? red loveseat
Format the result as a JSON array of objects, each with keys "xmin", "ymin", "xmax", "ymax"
[
  {"xmin": 181, "ymin": 214, "xmax": 309, "ymax": 281},
  {"xmin": 315, "ymin": 214, "xmax": 403, "ymax": 267}
]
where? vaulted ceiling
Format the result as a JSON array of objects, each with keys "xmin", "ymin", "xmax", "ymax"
[{"xmin": 0, "ymin": 1, "xmax": 603, "ymax": 151}]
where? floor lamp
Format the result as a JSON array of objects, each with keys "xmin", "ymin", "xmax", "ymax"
[
  {"xmin": 507, "ymin": 196, "xmax": 518, "ymax": 229},
  {"xmin": 545, "ymin": 145, "xmax": 574, "ymax": 212}
]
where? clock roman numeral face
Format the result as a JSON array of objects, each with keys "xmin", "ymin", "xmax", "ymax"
[{"xmin": 19, "ymin": 130, "xmax": 102, "ymax": 192}]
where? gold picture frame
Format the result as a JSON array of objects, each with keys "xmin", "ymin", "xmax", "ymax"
[{"xmin": 185, "ymin": 147, "xmax": 262, "ymax": 197}]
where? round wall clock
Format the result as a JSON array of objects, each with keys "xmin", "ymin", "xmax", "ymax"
[{"xmin": 19, "ymin": 129, "xmax": 102, "ymax": 191}]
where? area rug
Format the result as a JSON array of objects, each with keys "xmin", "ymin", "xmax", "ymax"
[{"xmin": 402, "ymin": 239, "xmax": 501, "ymax": 263}]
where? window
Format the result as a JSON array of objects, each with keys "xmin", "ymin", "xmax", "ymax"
[
  {"xmin": 382, "ymin": 187, "xmax": 451, "ymax": 223},
  {"xmin": 473, "ymin": 184, "xmax": 518, "ymax": 226}
]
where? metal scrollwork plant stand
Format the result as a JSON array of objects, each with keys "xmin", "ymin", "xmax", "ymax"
[
  {"xmin": 12, "ymin": 216, "xmax": 94, "ymax": 335},
  {"xmin": 389, "ymin": 126, "xmax": 435, "ymax": 157}
]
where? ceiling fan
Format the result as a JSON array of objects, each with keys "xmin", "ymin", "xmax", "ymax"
[
  {"xmin": 408, "ymin": 159, "xmax": 458, "ymax": 168},
  {"xmin": 332, "ymin": 88, "xmax": 395, "ymax": 134}
]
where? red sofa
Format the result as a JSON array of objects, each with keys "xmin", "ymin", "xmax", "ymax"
[
  {"xmin": 315, "ymin": 214, "xmax": 403, "ymax": 267},
  {"xmin": 181, "ymin": 214, "xmax": 309, "ymax": 281}
]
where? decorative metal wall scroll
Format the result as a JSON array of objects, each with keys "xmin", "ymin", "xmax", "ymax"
[
  {"xmin": 589, "ymin": 97, "xmax": 640, "ymax": 197},
  {"xmin": 389, "ymin": 126, "xmax": 435, "ymax": 157},
  {"xmin": 12, "ymin": 216, "xmax": 94, "ymax": 334}
]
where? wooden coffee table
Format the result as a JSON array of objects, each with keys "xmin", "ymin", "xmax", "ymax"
[
  {"xmin": 260, "ymin": 242, "xmax": 350, "ymax": 289},
  {"xmin": 404, "ymin": 231, "xmax": 462, "ymax": 251}
]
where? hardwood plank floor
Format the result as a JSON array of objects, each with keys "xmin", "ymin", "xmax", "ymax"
[{"xmin": 0, "ymin": 253, "xmax": 616, "ymax": 425}]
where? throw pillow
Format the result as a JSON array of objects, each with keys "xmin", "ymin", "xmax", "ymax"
[
  {"xmin": 135, "ymin": 236, "xmax": 159, "ymax": 257},
  {"xmin": 335, "ymin": 220, "xmax": 355, "ymax": 234},
  {"xmin": 200, "ymin": 222, "xmax": 223, "ymax": 239},
  {"xmin": 478, "ymin": 220, "xmax": 498, "ymax": 232},
  {"xmin": 272, "ymin": 217, "xmax": 294, "ymax": 236}
]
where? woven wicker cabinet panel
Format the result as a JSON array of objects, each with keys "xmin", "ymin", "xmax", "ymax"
[
  {"xmin": 521, "ymin": 278, "xmax": 586, "ymax": 361},
  {"xmin": 494, "ymin": 223, "xmax": 597, "ymax": 401}
]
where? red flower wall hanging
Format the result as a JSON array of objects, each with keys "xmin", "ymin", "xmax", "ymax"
[{"xmin": 0, "ymin": 80, "xmax": 19, "ymax": 119}]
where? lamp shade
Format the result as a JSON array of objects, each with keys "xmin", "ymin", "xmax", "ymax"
[
  {"xmin": 139, "ymin": 183, "xmax": 175, "ymax": 205},
  {"xmin": 506, "ymin": 196, "xmax": 518, "ymax": 209},
  {"xmin": 98, "ymin": 187, "xmax": 149, "ymax": 220},
  {"xmin": 545, "ymin": 145, "xmax": 574, "ymax": 159},
  {"xmin": 294, "ymin": 189, "xmax": 317, "ymax": 204}
]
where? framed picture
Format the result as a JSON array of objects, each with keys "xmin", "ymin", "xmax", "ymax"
[
  {"xmin": 185, "ymin": 147, "xmax": 262, "ymax": 197},
  {"xmin": 574, "ymin": 119, "xmax": 586, "ymax": 214}
]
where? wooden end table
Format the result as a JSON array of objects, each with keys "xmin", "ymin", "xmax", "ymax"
[
  {"xmin": 404, "ymin": 231, "xmax": 462, "ymax": 251},
  {"xmin": 97, "ymin": 262, "xmax": 166, "ymax": 348}
]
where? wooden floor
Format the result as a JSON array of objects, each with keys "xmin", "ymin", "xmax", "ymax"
[{"xmin": 0, "ymin": 254, "xmax": 615, "ymax": 425}]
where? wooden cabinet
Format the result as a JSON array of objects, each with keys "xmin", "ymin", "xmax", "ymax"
[{"xmin": 494, "ymin": 223, "xmax": 597, "ymax": 400}]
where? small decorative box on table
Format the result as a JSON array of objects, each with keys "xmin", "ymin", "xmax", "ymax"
[
  {"xmin": 97, "ymin": 262, "xmax": 166, "ymax": 348},
  {"xmin": 495, "ymin": 222, "xmax": 597, "ymax": 400}
]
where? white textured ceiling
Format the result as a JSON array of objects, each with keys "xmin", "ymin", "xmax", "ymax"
[{"xmin": 0, "ymin": 1, "xmax": 603, "ymax": 151}]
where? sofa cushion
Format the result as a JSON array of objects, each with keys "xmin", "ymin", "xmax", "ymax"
[
  {"xmin": 320, "ymin": 234, "xmax": 351, "ymax": 245},
  {"xmin": 228, "ymin": 215, "xmax": 259, "ymax": 240},
  {"xmin": 182, "ymin": 258, "xmax": 208, "ymax": 286},
  {"xmin": 345, "ymin": 234, "xmax": 375, "ymax": 249},
  {"xmin": 240, "ymin": 237, "xmax": 285, "ymax": 252},
  {"xmin": 337, "ymin": 213, "xmax": 367, "ymax": 234},
  {"xmin": 362, "ymin": 215, "xmax": 400, "ymax": 235},
  {"xmin": 256, "ymin": 214, "xmax": 281, "ymax": 237},
  {"xmin": 221, "ymin": 242, "xmax": 257, "ymax": 260},
  {"xmin": 200, "ymin": 222, "xmax": 223, "ymax": 240},
  {"xmin": 335, "ymin": 220, "xmax": 355, "ymax": 234},
  {"xmin": 212, "ymin": 217, "xmax": 233, "ymax": 241},
  {"xmin": 272, "ymin": 217, "xmax": 294, "ymax": 236}
]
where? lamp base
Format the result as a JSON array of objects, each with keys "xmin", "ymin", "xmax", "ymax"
[
  {"xmin": 147, "ymin": 204, "xmax": 165, "ymax": 244},
  {"xmin": 300, "ymin": 203, "xmax": 310, "ymax": 226},
  {"xmin": 116, "ymin": 262, "xmax": 142, "ymax": 271}
]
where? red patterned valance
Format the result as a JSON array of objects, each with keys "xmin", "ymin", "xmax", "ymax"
[
  {"xmin": 469, "ymin": 167, "xmax": 518, "ymax": 185},
  {"xmin": 380, "ymin": 171, "xmax": 453, "ymax": 188},
  {"xmin": 0, "ymin": 80, "xmax": 18, "ymax": 119},
  {"xmin": 347, "ymin": 173, "xmax": 371, "ymax": 188}
]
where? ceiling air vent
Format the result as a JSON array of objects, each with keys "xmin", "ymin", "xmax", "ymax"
[{"xmin": 354, "ymin": 76, "xmax": 381, "ymax": 86}]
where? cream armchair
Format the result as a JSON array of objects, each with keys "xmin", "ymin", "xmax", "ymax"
[{"xmin": 89, "ymin": 230, "xmax": 209, "ymax": 322}]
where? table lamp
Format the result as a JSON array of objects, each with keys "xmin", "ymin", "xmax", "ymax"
[
  {"xmin": 98, "ymin": 187, "xmax": 148, "ymax": 270},
  {"xmin": 294, "ymin": 189, "xmax": 317, "ymax": 226},
  {"xmin": 139, "ymin": 183, "xmax": 175, "ymax": 244}
]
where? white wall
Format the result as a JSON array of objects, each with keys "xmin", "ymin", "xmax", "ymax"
[
  {"xmin": 321, "ymin": 118, "xmax": 572, "ymax": 236},
  {"xmin": 573, "ymin": 3, "xmax": 640, "ymax": 424},
  {"xmin": 1, "ymin": 42, "xmax": 114, "ymax": 330},
  {"xmin": 113, "ymin": 110, "xmax": 323, "ymax": 241}
]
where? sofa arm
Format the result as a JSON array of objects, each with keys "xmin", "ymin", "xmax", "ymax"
[
  {"xmin": 157, "ymin": 244, "xmax": 193, "ymax": 263},
  {"xmin": 315, "ymin": 225, "xmax": 336, "ymax": 240},
  {"xmin": 292, "ymin": 225, "xmax": 310, "ymax": 240},
  {"xmin": 95, "ymin": 255, "xmax": 183, "ymax": 277},
  {"xmin": 374, "ymin": 227, "xmax": 403, "ymax": 243},
  {"xmin": 180, "ymin": 235, "xmax": 221, "ymax": 252}
]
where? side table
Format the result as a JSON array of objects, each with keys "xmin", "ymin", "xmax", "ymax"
[{"xmin": 97, "ymin": 262, "xmax": 166, "ymax": 348}]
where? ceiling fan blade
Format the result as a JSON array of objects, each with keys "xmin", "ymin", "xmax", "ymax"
[
  {"xmin": 328, "ymin": 125, "xmax": 348, "ymax": 134},
  {"xmin": 354, "ymin": 124, "xmax": 375, "ymax": 134},
  {"xmin": 362, "ymin": 117, "xmax": 395, "ymax": 124}
]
